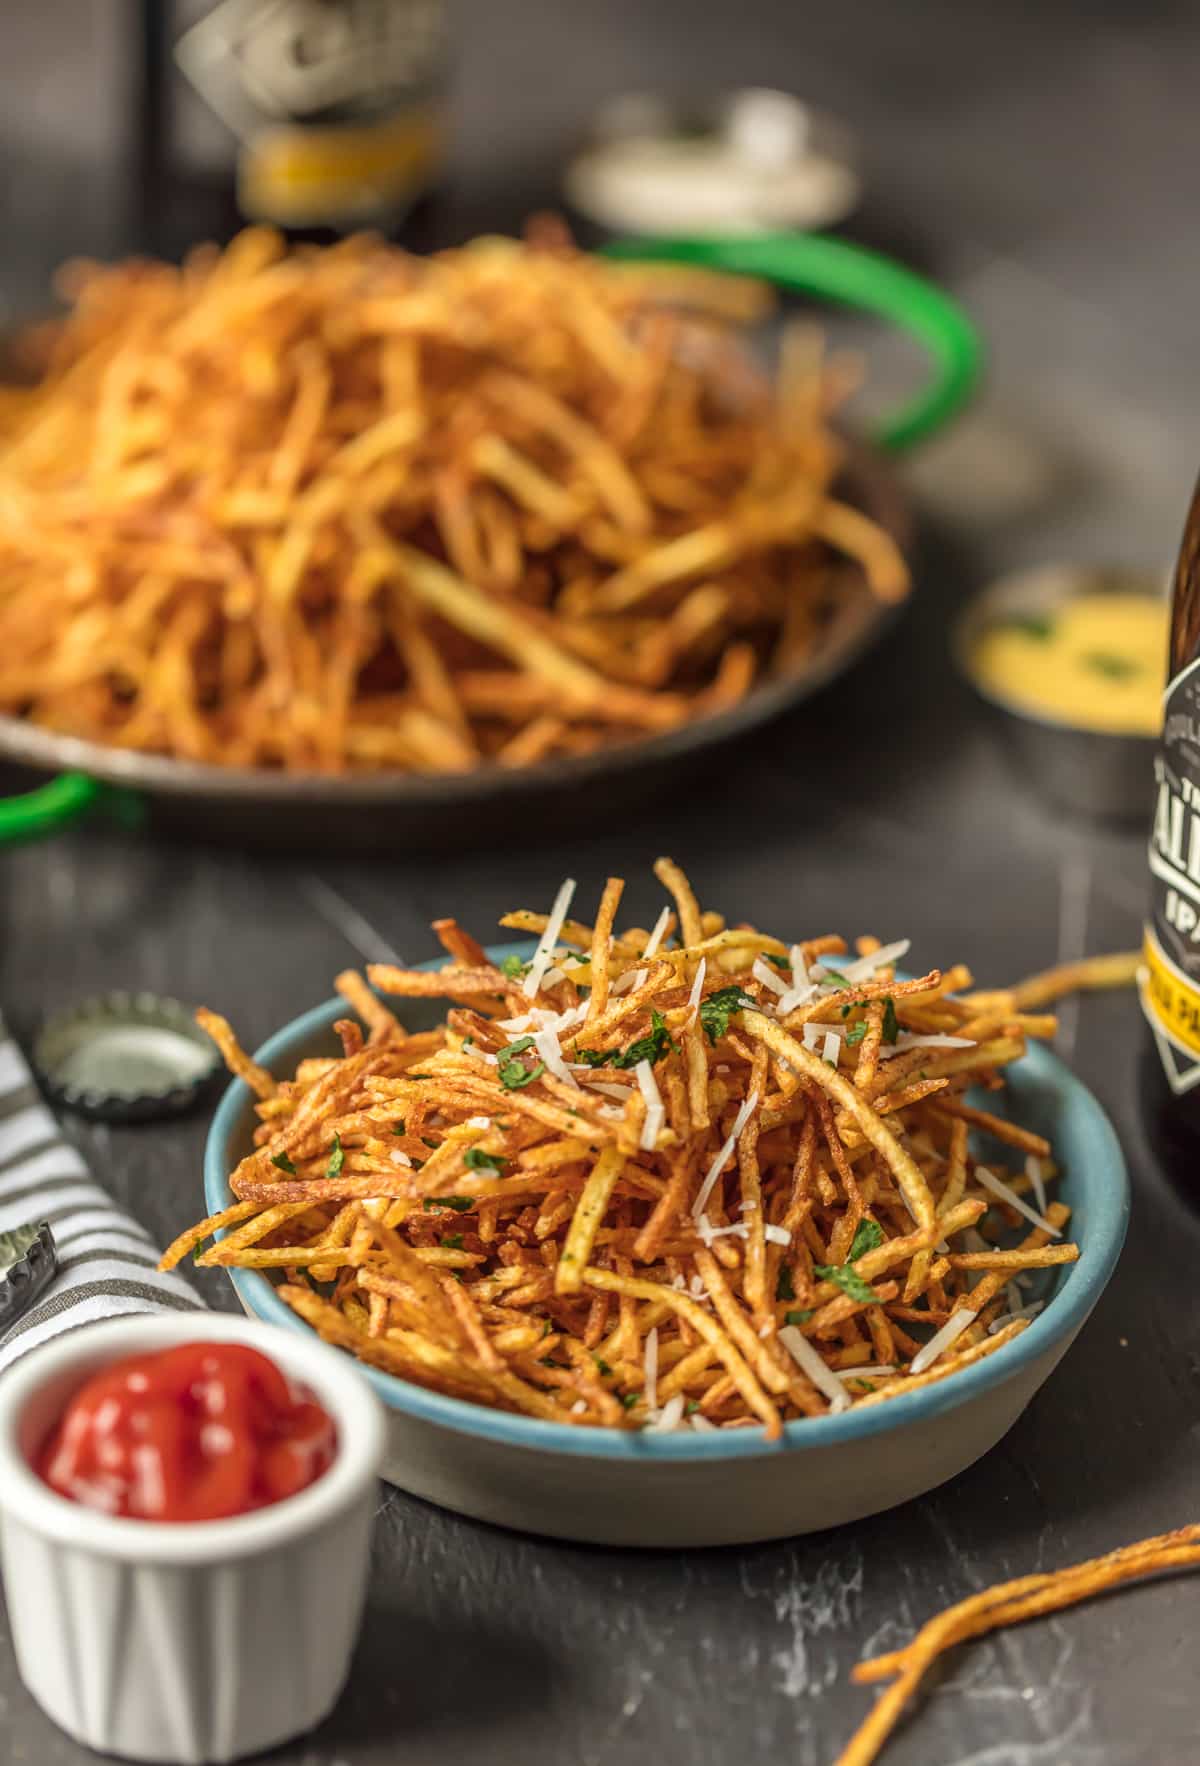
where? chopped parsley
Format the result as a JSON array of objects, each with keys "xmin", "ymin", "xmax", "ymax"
[
  {"xmin": 784, "ymin": 1309, "xmax": 814, "ymax": 1326},
  {"xmin": 619, "ymin": 1392, "xmax": 639, "ymax": 1409},
  {"xmin": 775, "ymin": 1264, "xmax": 796, "ymax": 1302},
  {"xmin": 685, "ymin": 1400, "xmax": 701, "ymax": 1415},
  {"xmin": 845, "ymin": 1020, "xmax": 868, "ymax": 1046},
  {"xmin": 820, "ymin": 967, "xmax": 850, "ymax": 989},
  {"xmin": 594, "ymin": 1356, "xmax": 612, "ymax": 1376},
  {"xmin": 270, "ymin": 1151, "xmax": 297, "ymax": 1175},
  {"xmin": 814, "ymin": 1262, "xmax": 876, "ymax": 1304},
  {"xmin": 881, "ymin": 997, "xmax": 899, "ymax": 1044},
  {"xmin": 422, "ymin": 1195, "xmax": 473, "ymax": 1213},
  {"xmin": 325, "ymin": 1134, "xmax": 344, "ymax": 1179},
  {"xmin": 765, "ymin": 951, "xmax": 791, "ymax": 970},
  {"xmin": 848, "ymin": 1219, "xmax": 884, "ymax": 1262},
  {"xmin": 496, "ymin": 1035, "xmax": 546, "ymax": 1090},
  {"xmin": 500, "ymin": 953, "xmax": 531, "ymax": 979},
  {"xmin": 565, "ymin": 950, "xmax": 590, "ymax": 965},
  {"xmin": 464, "ymin": 1146, "xmax": 506, "ymax": 1175},
  {"xmin": 1081, "ymin": 650, "xmax": 1139, "ymax": 681},
  {"xmin": 421, "ymin": 1136, "xmax": 439, "ymax": 1149},
  {"xmin": 699, "ymin": 985, "xmax": 755, "ymax": 1045},
  {"xmin": 441, "ymin": 1233, "xmax": 464, "ymax": 1250},
  {"xmin": 576, "ymin": 1008, "xmax": 679, "ymax": 1070},
  {"xmin": 997, "ymin": 613, "xmax": 1054, "ymax": 641},
  {"xmin": 392, "ymin": 1119, "xmax": 407, "ymax": 1136},
  {"xmin": 407, "ymin": 1072, "xmax": 433, "ymax": 1079}
]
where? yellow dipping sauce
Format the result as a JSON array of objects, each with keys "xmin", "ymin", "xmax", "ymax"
[{"xmin": 971, "ymin": 592, "xmax": 1167, "ymax": 736}]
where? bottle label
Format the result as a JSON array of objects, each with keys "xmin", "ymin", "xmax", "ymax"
[
  {"xmin": 1144, "ymin": 653, "xmax": 1200, "ymax": 1092},
  {"xmin": 177, "ymin": 0, "xmax": 447, "ymax": 228}
]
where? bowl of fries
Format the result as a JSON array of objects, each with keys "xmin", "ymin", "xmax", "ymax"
[
  {"xmin": 177, "ymin": 865, "xmax": 1127, "ymax": 1546},
  {"xmin": 0, "ymin": 227, "xmax": 922, "ymax": 849}
]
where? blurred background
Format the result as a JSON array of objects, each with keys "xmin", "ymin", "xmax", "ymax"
[{"xmin": 4, "ymin": 0, "xmax": 1196, "ymax": 566}]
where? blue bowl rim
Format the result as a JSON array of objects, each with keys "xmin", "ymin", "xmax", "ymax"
[{"xmin": 204, "ymin": 942, "xmax": 1130, "ymax": 1461}]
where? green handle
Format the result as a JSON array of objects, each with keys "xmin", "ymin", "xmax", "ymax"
[
  {"xmin": 0, "ymin": 772, "xmax": 142, "ymax": 845},
  {"xmin": 602, "ymin": 231, "xmax": 982, "ymax": 453}
]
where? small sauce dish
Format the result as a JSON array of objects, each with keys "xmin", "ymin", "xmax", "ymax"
[
  {"xmin": 0, "ymin": 1312, "xmax": 385, "ymax": 1764},
  {"xmin": 954, "ymin": 564, "xmax": 1168, "ymax": 821}
]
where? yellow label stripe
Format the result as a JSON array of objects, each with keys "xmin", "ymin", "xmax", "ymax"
[{"xmin": 1143, "ymin": 927, "xmax": 1200, "ymax": 1057}]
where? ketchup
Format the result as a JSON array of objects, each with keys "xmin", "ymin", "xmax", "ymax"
[{"xmin": 36, "ymin": 1342, "xmax": 336, "ymax": 1521}]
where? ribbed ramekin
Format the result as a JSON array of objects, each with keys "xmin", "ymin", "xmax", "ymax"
[{"xmin": 0, "ymin": 1312, "xmax": 386, "ymax": 1763}]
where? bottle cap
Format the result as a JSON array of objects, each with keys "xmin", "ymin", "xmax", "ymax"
[
  {"xmin": 0, "ymin": 1221, "xmax": 58, "ymax": 1329},
  {"xmin": 32, "ymin": 994, "xmax": 221, "ymax": 1122}
]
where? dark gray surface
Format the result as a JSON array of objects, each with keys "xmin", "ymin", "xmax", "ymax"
[{"xmin": 3, "ymin": 3, "xmax": 1200, "ymax": 1762}]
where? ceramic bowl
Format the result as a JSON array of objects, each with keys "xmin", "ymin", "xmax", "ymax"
[
  {"xmin": 0, "ymin": 1312, "xmax": 386, "ymax": 1763},
  {"xmin": 205, "ymin": 945, "xmax": 1128, "ymax": 1548}
]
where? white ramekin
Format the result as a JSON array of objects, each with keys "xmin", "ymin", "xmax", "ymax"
[{"xmin": 0, "ymin": 1311, "xmax": 386, "ymax": 1763}]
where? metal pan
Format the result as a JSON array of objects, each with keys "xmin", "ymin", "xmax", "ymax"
[{"xmin": 0, "ymin": 234, "xmax": 980, "ymax": 852}]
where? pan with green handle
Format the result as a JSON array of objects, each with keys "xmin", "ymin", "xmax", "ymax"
[{"xmin": 0, "ymin": 233, "xmax": 981, "ymax": 851}]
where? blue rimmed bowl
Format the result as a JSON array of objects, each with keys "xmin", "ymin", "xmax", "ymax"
[{"xmin": 203, "ymin": 943, "xmax": 1129, "ymax": 1546}]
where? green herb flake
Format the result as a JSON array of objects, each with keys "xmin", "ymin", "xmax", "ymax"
[
  {"xmin": 500, "ymin": 954, "xmax": 531, "ymax": 979},
  {"xmin": 814, "ymin": 1262, "xmax": 876, "ymax": 1304},
  {"xmin": 325, "ymin": 1134, "xmax": 344, "ymax": 1179},
  {"xmin": 820, "ymin": 966, "xmax": 851, "ymax": 989},
  {"xmin": 594, "ymin": 1357, "xmax": 613, "ymax": 1376},
  {"xmin": 574, "ymin": 1046, "xmax": 613, "ymax": 1068},
  {"xmin": 464, "ymin": 1146, "xmax": 506, "ymax": 1175},
  {"xmin": 441, "ymin": 1233, "xmax": 464, "ymax": 1250},
  {"xmin": 699, "ymin": 984, "xmax": 755, "ymax": 1045},
  {"xmin": 845, "ymin": 1020, "xmax": 868, "ymax": 1046},
  {"xmin": 765, "ymin": 951, "xmax": 791, "ymax": 970},
  {"xmin": 500, "ymin": 1055, "xmax": 546, "ymax": 1090},
  {"xmin": 881, "ymin": 997, "xmax": 900, "ymax": 1044},
  {"xmin": 775, "ymin": 1264, "xmax": 796, "ymax": 1302},
  {"xmin": 421, "ymin": 1136, "xmax": 439, "ymax": 1149},
  {"xmin": 685, "ymin": 1400, "xmax": 700, "ymax": 1415},
  {"xmin": 848, "ymin": 1219, "xmax": 884, "ymax": 1262},
  {"xmin": 620, "ymin": 1392, "xmax": 639, "ymax": 1410},
  {"xmin": 1081, "ymin": 650, "xmax": 1139, "ymax": 681},
  {"xmin": 613, "ymin": 1007, "xmax": 679, "ymax": 1069},
  {"xmin": 422, "ymin": 1195, "xmax": 473, "ymax": 1213},
  {"xmin": 391, "ymin": 1119, "xmax": 407, "ymax": 1136},
  {"xmin": 996, "ymin": 613, "xmax": 1054, "ymax": 642},
  {"xmin": 407, "ymin": 1072, "xmax": 433, "ymax": 1080},
  {"xmin": 270, "ymin": 1151, "xmax": 298, "ymax": 1175},
  {"xmin": 784, "ymin": 1309, "xmax": 814, "ymax": 1326}
]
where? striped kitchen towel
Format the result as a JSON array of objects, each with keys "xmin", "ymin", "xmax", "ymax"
[{"xmin": 0, "ymin": 1015, "xmax": 203, "ymax": 1373}]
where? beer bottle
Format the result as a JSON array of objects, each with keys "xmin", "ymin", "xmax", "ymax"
[
  {"xmin": 137, "ymin": 1, "xmax": 448, "ymax": 247},
  {"xmin": 1141, "ymin": 478, "xmax": 1200, "ymax": 1163}
]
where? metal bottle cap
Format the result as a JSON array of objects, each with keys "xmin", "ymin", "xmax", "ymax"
[
  {"xmin": 0, "ymin": 1221, "xmax": 57, "ymax": 1331},
  {"xmin": 33, "ymin": 994, "xmax": 222, "ymax": 1122}
]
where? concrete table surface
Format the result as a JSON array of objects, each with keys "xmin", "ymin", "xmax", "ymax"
[{"xmin": 1, "ymin": 3, "xmax": 1197, "ymax": 1761}]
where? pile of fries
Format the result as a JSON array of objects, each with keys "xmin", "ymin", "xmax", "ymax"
[
  {"xmin": 163, "ymin": 861, "xmax": 1109, "ymax": 1435},
  {"xmin": 0, "ymin": 225, "xmax": 906, "ymax": 775}
]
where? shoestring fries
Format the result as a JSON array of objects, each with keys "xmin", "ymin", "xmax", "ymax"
[
  {"xmin": 0, "ymin": 225, "xmax": 907, "ymax": 775},
  {"xmin": 837, "ymin": 1525, "xmax": 1200, "ymax": 1766},
  {"xmin": 162, "ymin": 861, "xmax": 1138, "ymax": 1433}
]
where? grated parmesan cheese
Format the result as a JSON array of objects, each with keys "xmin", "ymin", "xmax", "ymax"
[
  {"xmin": 389, "ymin": 1149, "xmax": 413, "ymax": 1167},
  {"xmin": 1025, "ymin": 1153, "xmax": 1048, "ymax": 1214},
  {"xmin": 647, "ymin": 1392, "xmax": 686, "ymax": 1432},
  {"xmin": 764, "ymin": 1223, "xmax": 791, "ymax": 1247},
  {"xmin": 908, "ymin": 1307, "xmax": 977, "ymax": 1375},
  {"xmin": 612, "ymin": 967, "xmax": 648, "ymax": 995},
  {"xmin": 533, "ymin": 1024, "xmax": 580, "ymax": 1090},
  {"xmin": 821, "ymin": 1030, "xmax": 841, "ymax": 1067},
  {"xmin": 522, "ymin": 878, "xmax": 577, "ymax": 998},
  {"xmin": 686, "ymin": 957, "xmax": 707, "ymax": 1024},
  {"xmin": 974, "ymin": 1165, "xmax": 1062, "ymax": 1237},
  {"xmin": 877, "ymin": 1031, "xmax": 975, "ymax": 1061},
  {"xmin": 465, "ymin": 1115, "xmax": 490, "ymax": 1129},
  {"xmin": 751, "ymin": 956, "xmax": 788, "ymax": 996},
  {"xmin": 642, "ymin": 905, "xmax": 672, "ymax": 959},
  {"xmin": 835, "ymin": 1365, "xmax": 898, "ymax": 1380},
  {"xmin": 835, "ymin": 939, "xmax": 912, "ymax": 985},
  {"xmin": 689, "ymin": 1412, "xmax": 717, "ymax": 1433},
  {"xmin": 989, "ymin": 1301, "xmax": 1044, "ymax": 1335},
  {"xmin": 643, "ymin": 1326, "xmax": 658, "ymax": 1412},
  {"xmin": 634, "ymin": 1058, "xmax": 665, "ymax": 1150},
  {"xmin": 692, "ymin": 1090, "xmax": 760, "ymax": 1219},
  {"xmin": 779, "ymin": 1325, "xmax": 851, "ymax": 1412},
  {"xmin": 579, "ymin": 1079, "xmax": 630, "ymax": 1101}
]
